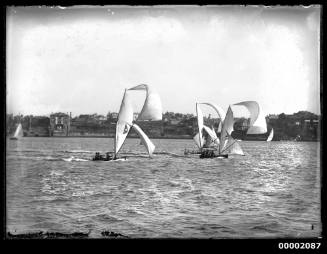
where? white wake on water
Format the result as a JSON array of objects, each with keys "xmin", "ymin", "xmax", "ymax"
[{"xmin": 62, "ymin": 156, "xmax": 89, "ymax": 162}]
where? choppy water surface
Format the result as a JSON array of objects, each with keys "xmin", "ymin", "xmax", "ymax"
[{"xmin": 6, "ymin": 137, "xmax": 321, "ymax": 238}]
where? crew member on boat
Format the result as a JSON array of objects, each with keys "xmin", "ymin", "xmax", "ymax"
[{"xmin": 105, "ymin": 152, "xmax": 113, "ymax": 161}]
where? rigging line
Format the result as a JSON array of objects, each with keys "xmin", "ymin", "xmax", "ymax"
[{"xmin": 220, "ymin": 139, "xmax": 237, "ymax": 154}]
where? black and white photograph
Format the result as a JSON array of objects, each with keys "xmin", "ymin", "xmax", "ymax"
[{"xmin": 5, "ymin": 5, "xmax": 322, "ymax": 241}]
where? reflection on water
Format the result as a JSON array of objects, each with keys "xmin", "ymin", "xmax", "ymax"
[{"xmin": 6, "ymin": 137, "xmax": 321, "ymax": 238}]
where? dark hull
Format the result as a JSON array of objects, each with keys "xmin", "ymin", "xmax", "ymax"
[
  {"xmin": 200, "ymin": 153, "xmax": 228, "ymax": 159},
  {"xmin": 92, "ymin": 157, "xmax": 126, "ymax": 161},
  {"xmin": 9, "ymin": 137, "xmax": 18, "ymax": 140},
  {"xmin": 184, "ymin": 149, "xmax": 201, "ymax": 155}
]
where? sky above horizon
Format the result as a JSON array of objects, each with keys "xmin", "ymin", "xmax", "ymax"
[{"xmin": 6, "ymin": 5, "xmax": 321, "ymax": 117}]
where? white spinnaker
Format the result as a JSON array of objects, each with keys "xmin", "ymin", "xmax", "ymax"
[
  {"xmin": 196, "ymin": 103, "xmax": 204, "ymax": 148},
  {"xmin": 233, "ymin": 101, "xmax": 259, "ymax": 126},
  {"xmin": 199, "ymin": 102, "xmax": 225, "ymax": 133},
  {"xmin": 233, "ymin": 101, "xmax": 267, "ymax": 134},
  {"xmin": 114, "ymin": 90, "xmax": 134, "ymax": 156},
  {"xmin": 219, "ymin": 106, "xmax": 234, "ymax": 153},
  {"xmin": 132, "ymin": 123, "xmax": 155, "ymax": 157},
  {"xmin": 128, "ymin": 84, "xmax": 162, "ymax": 121},
  {"xmin": 199, "ymin": 102, "xmax": 226, "ymax": 121},
  {"xmin": 14, "ymin": 123, "xmax": 23, "ymax": 138},
  {"xmin": 267, "ymin": 128, "xmax": 274, "ymax": 142},
  {"xmin": 247, "ymin": 108, "xmax": 267, "ymax": 134}
]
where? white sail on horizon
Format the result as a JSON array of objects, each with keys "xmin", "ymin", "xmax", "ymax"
[
  {"xmin": 114, "ymin": 90, "xmax": 134, "ymax": 156},
  {"xmin": 13, "ymin": 123, "xmax": 23, "ymax": 138},
  {"xmin": 267, "ymin": 128, "xmax": 274, "ymax": 142},
  {"xmin": 128, "ymin": 84, "xmax": 162, "ymax": 121}
]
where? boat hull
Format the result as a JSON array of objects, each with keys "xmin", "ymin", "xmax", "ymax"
[
  {"xmin": 200, "ymin": 153, "xmax": 228, "ymax": 159},
  {"xmin": 184, "ymin": 149, "xmax": 201, "ymax": 155},
  {"xmin": 92, "ymin": 156, "xmax": 127, "ymax": 161}
]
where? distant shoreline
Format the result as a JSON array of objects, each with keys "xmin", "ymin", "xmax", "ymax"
[
  {"xmin": 19, "ymin": 135, "xmax": 194, "ymax": 139},
  {"xmin": 7, "ymin": 136, "xmax": 320, "ymax": 142}
]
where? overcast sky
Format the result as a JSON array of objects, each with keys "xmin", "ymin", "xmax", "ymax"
[{"xmin": 6, "ymin": 5, "xmax": 321, "ymax": 117}]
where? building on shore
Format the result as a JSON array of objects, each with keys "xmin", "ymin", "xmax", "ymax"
[{"xmin": 50, "ymin": 112, "xmax": 71, "ymax": 136}]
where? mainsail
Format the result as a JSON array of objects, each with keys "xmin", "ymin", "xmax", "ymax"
[
  {"xmin": 114, "ymin": 89, "xmax": 134, "ymax": 156},
  {"xmin": 267, "ymin": 128, "xmax": 274, "ymax": 142},
  {"xmin": 219, "ymin": 106, "xmax": 234, "ymax": 153},
  {"xmin": 233, "ymin": 101, "xmax": 267, "ymax": 134},
  {"xmin": 128, "ymin": 84, "xmax": 162, "ymax": 121},
  {"xmin": 195, "ymin": 103, "xmax": 204, "ymax": 148},
  {"xmin": 132, "ymin": 123, "xmax": 155, "ymax": 157},
  {"xmin": 13, "ymin": 123, "xmax": 23, "ymax": 138}
]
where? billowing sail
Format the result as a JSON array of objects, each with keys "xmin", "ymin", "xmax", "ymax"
[
  {"xmin": 203, "ymin": 125, "xmax": 219, "ymax": 146},
  {"xmin": 128, "ymin": 84, "xmax": 162, "ymax": 121},
  {"xmin": 219, "ymin": 106, "xmax": 234, "ymax": 153},
  {"xmin": 193, "ymin": 125, "xmax": 219, "ymax": 149},
  {"xmin": 196, "ymin": 103, "xmax": 204, "ymax": 148},
  {"xmin": 114, "ymin": 90, "xmax": 134, "ymax": 156},
  {"xmin": 247, "ymin": 108, "xmax": 267, "ymax": 134},
  {"xmin": 233, "ymin": 101, "xmax": 259, "ymax": 126},
  {"xmin": 233, "ymin": 101, "xmax": 267, "ymax": 134},
  {"xmin": 199, "ymin": 102, "xmax": 225, "ymax": 134},
  {"xmin": 132, "ymin": 123, "xmax": 155, "ymax": 157},
  {"xmin": 13, "ymin": 123, "xmax": 23, "ymax": 138},
  {"xmin": 199, "ymin": 102, "xmax": 226, "ymax": 121},
  {"xmin": 267, "ymin": 128, "xmax": 274, "ymax": 142}
]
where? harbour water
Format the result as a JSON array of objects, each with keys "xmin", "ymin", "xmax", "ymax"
[{"xmin": 6, "ymin": 137, "xmax": 321, "ymax": 238}]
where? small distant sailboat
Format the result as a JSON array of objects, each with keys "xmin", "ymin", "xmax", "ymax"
[
  {"xmin": 10, "ymin": 123, "xmax": 23, "ymax": 140},
  {"xmin": 266, "ymin": 128, "xmax": 274, "ymax": 142}
]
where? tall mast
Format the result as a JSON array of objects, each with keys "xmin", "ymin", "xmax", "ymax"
[
  {"xmin": 195, "ymin": 103, "xmax": 202, "ymax": 149},
  {"xmin": 114, "ymin": 89, "xmax": 127, "ymax": 158}
]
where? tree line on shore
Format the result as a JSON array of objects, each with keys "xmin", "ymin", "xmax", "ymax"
[{"xmin": 6, "ymin": 110, "xmax": 320, "ymax": 141}]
